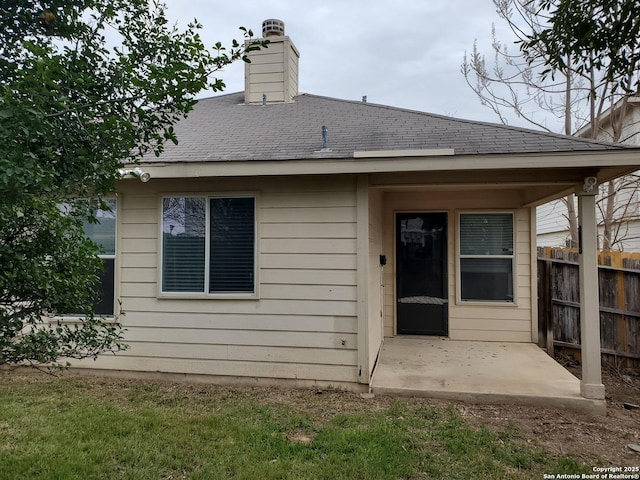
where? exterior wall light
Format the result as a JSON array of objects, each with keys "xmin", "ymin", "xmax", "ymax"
[
  {"xmin": 582, "ymin": 176, "xmax": 597, "ymax": 194},
  {"xmin": 118, "ymin": 167, "xmax": 151, "ymax": 183}
]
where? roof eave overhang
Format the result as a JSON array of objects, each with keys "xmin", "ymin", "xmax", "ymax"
[{"xmin": 129, "ymin": 150, "xmax": 640, "ymax": 180}]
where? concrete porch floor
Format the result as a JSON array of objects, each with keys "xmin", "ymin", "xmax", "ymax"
[{"xmin": 370, "ymin": 337, "xmax": 605, "ymax": 413}]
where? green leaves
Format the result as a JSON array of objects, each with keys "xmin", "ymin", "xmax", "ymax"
[
  {"xmin": 0, "ymin": 197, "xmax": 126, "ymax": 370},
  {"xmin": 522, "ymin": 0, "xmax": 640, "ymax": 94},
  {"xmin": 0, "ymin": 0, "xmax": 267, "ymax": 369}
]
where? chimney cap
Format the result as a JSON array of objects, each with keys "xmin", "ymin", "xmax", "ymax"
[{"xmin": 262, "ymin": 19, "xmax": 285, "ymax": 37}]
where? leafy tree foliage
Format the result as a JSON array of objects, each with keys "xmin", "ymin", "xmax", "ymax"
[
  {"xmin": 463, "ymin": 0, "xmax": 640, "ymax": 250},
  {"xmin": 522, "ymin": 0, "xmax": 640, "ymax": 250},
  {"xmin": 523, "ymin": 0, "xmax": 640, "ymax": 94},
  {"xmin": 0, "ymin": 0, "xmax": 266, "ymax": 369}
]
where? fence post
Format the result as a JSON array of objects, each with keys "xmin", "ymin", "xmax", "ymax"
[
  {"xmin": 544, "ymin": 259, "xmax": 554, "ymax": 357},
  {"xmin": 612, "ymin": 252, "xmax": 627, "ymax": 360}
]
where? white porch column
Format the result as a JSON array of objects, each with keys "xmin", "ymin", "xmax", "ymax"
[
  {"xmin": 577, "ymin": 187, "xmax": 605, "ymax": 400},
  {"xmin": 356, "ymin": 174, "xmax": 370, "ymax": 384}
]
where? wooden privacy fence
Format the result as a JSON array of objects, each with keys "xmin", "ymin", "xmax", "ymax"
[{"xmin": 537, "ymin": 247, "xmax": 640, "ymax": 366}]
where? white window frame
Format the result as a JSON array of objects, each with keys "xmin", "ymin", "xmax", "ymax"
[
  {"xmin": 95, "ymin": 199, "xmax": 117, "ymax": 317},
  {"xmin": 457, "ymin": 210, "xmax": 516, "ymax": 305},
  {"xmin": 56, "ymin": 197, "xmax": 118, "ymax": 320},
  {"xmin": 158, "ymin": 193, "xmax": 259, "ymax": 299}
]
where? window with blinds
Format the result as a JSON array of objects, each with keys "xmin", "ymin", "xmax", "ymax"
[
  {"xmin": 459, "ymin": 212, "xmax": 514, "ymax": 302},
  {"xmin": 162, "ymin": 196, "xmax": 256, "ymax": 294},
  {"xmin": 77, "ymin": 198, "xmax": 117, "ymax": 316}
]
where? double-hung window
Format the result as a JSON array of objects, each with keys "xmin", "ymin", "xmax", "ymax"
[
  {"xmin": 58, "ymin": 199, "xmax": 117, "ymax": 317},
  {"xmin": 81, "ymin": 198, "xmax": 117, "ymax": 316},
  {"xmin": 459, "ymin": 212, "xmax": 514, "ymax": 303},
  {"xmin": 161, "ymin": 196, "xmax": 256, "ymax": 295}
]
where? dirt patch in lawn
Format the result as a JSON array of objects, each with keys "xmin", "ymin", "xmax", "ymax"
[
  {"xmin": 3, "ymin": 358, "xmax": 639, "ymax": 468},
  {"xmin": 266, "ymin": 363, "xmax": 640, "ymax": 467},
  {"xmin": 453, "ymin": 357, "xmax": 640, "ymax": 467}
]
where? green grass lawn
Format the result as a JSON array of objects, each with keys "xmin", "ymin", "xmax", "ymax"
[{"xmin": 0, "ymin": 372, "xmax": 589, "ymax": 479}]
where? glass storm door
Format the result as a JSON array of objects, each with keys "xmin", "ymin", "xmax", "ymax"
[{"xmin": 396, "ymin": 212, "xmax": 448, "ymax": 335}]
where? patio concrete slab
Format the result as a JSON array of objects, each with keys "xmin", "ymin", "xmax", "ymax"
[{"xmin": 371, "ymin": 337, "xmax": 605, "ymax": 413}]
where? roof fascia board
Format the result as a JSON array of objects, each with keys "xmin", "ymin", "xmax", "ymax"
[
  {"xmin": 369, "ymin": 167, "xmax": 594, "ymax": 186},
  {"xmin": 133, "ymin": 151, "xmax": 640, "ymax": 179}
]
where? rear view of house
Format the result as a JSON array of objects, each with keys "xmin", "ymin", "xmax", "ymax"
[{"xmin": 75, "ymin": 20, "xmax": 640, "ymax": 407}]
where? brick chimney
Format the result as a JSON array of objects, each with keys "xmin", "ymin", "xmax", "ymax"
[{"xmin": 244, "ymin": 19, "xmax": 299, "ymax": 104}]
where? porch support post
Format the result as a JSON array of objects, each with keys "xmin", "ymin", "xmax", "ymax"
[
  {"xmin": 577, "ymin": 188, "xmax": 605, "ymax": 400},
  {"xmin": 530, "ymin": 206, "xmax": 539, "ymax": 343},
  {"xmin": 356, "ymin": 174, "xmax": 370, "ymax": 384}
]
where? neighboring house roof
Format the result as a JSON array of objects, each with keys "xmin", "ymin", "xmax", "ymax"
[{"xmin": 147, "ymin": 92, "xmax": 630, "ymax": 164}]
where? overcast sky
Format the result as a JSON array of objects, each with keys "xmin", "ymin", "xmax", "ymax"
[{"xmin": 162, "ymin": 1, "xmax": 544, "ymax": 130}]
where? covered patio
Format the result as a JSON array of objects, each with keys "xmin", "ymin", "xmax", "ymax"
[
  {"xmin": 361, "ymin": 156, "xmax": 640, "ymax": 407},
  {"xmin": 370, "ymin": 337, "xmax": 605, "ymax": 413}
]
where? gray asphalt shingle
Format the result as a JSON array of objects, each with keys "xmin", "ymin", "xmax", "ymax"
[{"xmin": 146, "ymin": 92, "xmax": 628, "ymax": 163}]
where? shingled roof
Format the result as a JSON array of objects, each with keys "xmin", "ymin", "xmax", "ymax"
[{"xmin": 147, "ymin": 91, "xmax": 628, "ymax": 164}]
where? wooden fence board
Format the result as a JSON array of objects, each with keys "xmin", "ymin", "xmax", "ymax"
[{"xmin": 538, "ymin": 247, "xmax": 640, "ymax": 366}]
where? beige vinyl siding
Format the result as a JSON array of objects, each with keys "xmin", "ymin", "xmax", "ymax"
[
  {"xmin": 88, "ymin": 356, "xmax": 357, "ymax": 384},
  {"xmin": 115, "ymin": 312, "xmax": 356, "ymax": 332},
  {"xmin": 85, "ymin": 175, "xmax": 359, "ymax": 385},
  {"xmin": 452, "ymin": 208, "xmax": 532, "ymax": 342},
  {"xmin": 245, "ymin": 42, "xmax": 287, "ymax": 103},
  {"xmin": 382, "ymin": 188, "xmax": 534, "ymax": 342},
  {"xmin": 287, "ymin": 51, "xmax": 299, "ymax": 102},
  {"xmin": 244, "ymin": 35, "xmax": 299, "ymax": 104}
]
